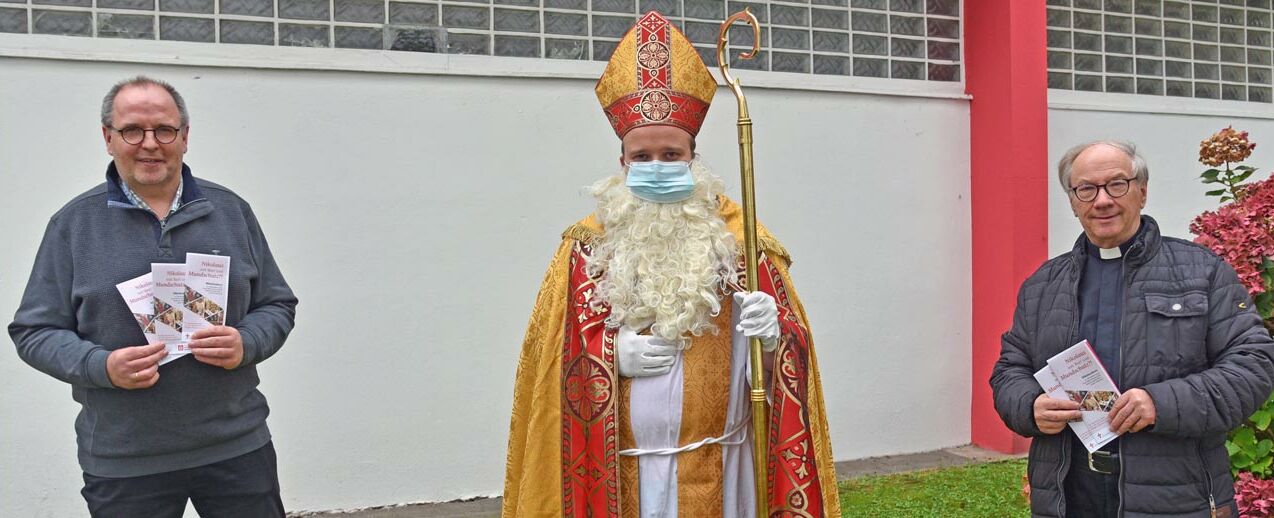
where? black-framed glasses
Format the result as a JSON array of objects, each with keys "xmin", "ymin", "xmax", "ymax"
[
  {"xmin": 110, "ymin": 126, "xmax": 184, "ymax": 145},
  {"xmin": 1070, "ymin": 177, "xmax": 1139, "ymax": 202}
]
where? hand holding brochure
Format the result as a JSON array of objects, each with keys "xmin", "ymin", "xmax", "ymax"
[
  {"xmin": 114, "ymin": 252, "xmax": 230, "ymax": 367},
  {"xmin": 1033, "ymin": 340, "xmax": 1122, "ymax": 452},
  {"xmin": 114, "ymin": 272, "xmax": 188, "ymax": 365}
]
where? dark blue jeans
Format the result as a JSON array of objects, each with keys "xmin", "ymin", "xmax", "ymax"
[
  {"xmin": 1064, "ymin": 435, "xmax": 1119, "ymax": 518},
  {"xmin": 1064, "ymin": 463, "xmax": 1120, "ymax": 517},
  {"xmin": 81, "ymin": 441, "xmax": 284, "ymax": 518}
]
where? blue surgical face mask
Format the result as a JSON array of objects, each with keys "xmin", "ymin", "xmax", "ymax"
[{"xmin": 625, "ymin": 160, "xmax": 695, "ymax": 203}]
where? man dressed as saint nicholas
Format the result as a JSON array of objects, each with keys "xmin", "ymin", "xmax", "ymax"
[{"xmin": 502, "ymin": 11, "xmax": 840, "ymax": 518}]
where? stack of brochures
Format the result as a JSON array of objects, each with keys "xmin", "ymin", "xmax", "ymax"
[
  {"xmin": 1034, "ymin": 340, "xmax": 1122, "ymax": 452},
  {"xmin": 114, "ymin": 253, "xmax": 230, "ymax": 365}
]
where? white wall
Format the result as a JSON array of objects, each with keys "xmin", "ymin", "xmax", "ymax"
[
  {"xmin": 0, "ymin": 51, "xmax": 971, "ymax": 515},
  {"xmin": 1049, "ymin": 106, "xmax": 1274, "ymax": 256}
]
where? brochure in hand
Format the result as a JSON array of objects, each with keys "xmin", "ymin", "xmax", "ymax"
[
  {"xmin": 182, "ymin": 253, "xmax": 230, "ymax": 342},
  {"xmin": 115, "ymin": 270, "xmax": 188, "ymax": 365},
  {"xmin": 114, "ymin": 253, "xmax": 230, "ymax": 367},
  {"xmin": 1034, "ymin": 340, "xmax": 1122, "ymax": 453}
]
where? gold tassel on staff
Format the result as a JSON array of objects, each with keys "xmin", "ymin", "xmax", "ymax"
[{"xmin": 716, "ymin": 10, "xmax": 768, "ymax": 518}]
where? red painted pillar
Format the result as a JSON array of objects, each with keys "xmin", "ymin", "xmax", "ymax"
[{"xmin": 966, "ymin": 0, "xmax": 1049, "ymax": 454}]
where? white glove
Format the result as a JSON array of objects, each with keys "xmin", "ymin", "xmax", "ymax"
[
  {"xmin": 616, "ymin": 326, "xmax": 679, "ymax": 378},
  {"xmin": 734, "ymin": 291, "xmax": 780, "ymax": 352}
]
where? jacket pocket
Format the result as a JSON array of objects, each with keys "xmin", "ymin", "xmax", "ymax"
[{"xmin": 1145, "ymin": 291, "xmax": 1209, "ymax": 368}]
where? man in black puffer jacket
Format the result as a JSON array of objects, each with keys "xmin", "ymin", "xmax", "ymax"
[{"xmin": 991, "ymin": 140, "xmax": 1274, "ymax": 518}]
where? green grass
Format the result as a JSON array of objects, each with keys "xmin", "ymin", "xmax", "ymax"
[{"xmin": 838, "ymin": 459, "xmax": 1031, "ymax": 518}]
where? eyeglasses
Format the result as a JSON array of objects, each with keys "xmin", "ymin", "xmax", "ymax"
[
  {"xmin": 109, "ymin": 126, "xmax": 184, "ymax": 145},
  {"xmin": 1070, "ymin": 177, "xmax": 1139, "ymax": 203}
]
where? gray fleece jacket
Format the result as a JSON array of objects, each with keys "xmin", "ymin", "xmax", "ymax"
[{"xmin": 9, "ymin": 163, "xmax": 298, "ymax": 477}]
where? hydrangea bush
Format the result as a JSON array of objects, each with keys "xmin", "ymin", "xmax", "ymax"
[{"xmin": 1189, "ymin": 128, "xmax": 1274, "ymax": 494}]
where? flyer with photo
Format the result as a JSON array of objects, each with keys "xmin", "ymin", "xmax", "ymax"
[
  {"xmin": 182, "ymin": 253, "xmax": 229, "ymax": 342},
  {"xmin": 151, "ymin": 263, "xmax": 191, "ymax": 363},
  {"xmin": 1034, "ymin": 340, "xmax": 1122, "ymax": 452},
  {"xmin": 115, "ymin": 273, "xmax": 158, "ymax": 345}
]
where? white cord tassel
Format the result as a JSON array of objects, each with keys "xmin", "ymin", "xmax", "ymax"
[{"xmin": 619, "ymin": 419, "xmax": 749, "ymax": 457}]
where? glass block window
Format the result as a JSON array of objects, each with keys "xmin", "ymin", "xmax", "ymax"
[
  {"xmin": 666, "ymin": 0, "xmax": 961, "ymax": 80},
  {"xmin": 0, "ymin": 0, "xmax": 961, "ymax": 81},
  {"xmin": 1047, "ymin": 0, "xmax": 1274, "ymax": 103}
]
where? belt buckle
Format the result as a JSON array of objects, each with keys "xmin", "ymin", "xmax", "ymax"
[{"xmin": 1088, "ymin": 450, "xmax": 1113, "ymax": 474}]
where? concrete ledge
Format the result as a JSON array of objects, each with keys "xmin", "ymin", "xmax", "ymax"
[
  {"xmin": 834, "ymin": 444, "xmax": 1024, "ymax": 480},
  {"xmin": 289, "ymin": 498, "xmax": 502, "ymax": 518}
]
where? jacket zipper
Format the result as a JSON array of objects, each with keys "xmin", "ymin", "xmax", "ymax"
[
  {"xmin": 115, "ymin": 196, "xmax": 205, "ymax": 241},
  {"xmin": 1115, "ymin": 242, "xmax": 1143, "ymax": 518},
  {"xmin": 1056, "ymin": 417, "xmax": 1071, "ymax": 518},
  {"xmin": 1058, "ymin": 260, "xmax": 1082, "ymax": 518},
  {"xmin": 158, "ymin": 198, "xmax": 205, "ymax": 232},
  {"xmin": 1197, "ymin": 446, "xmax": 1217, "ymax": 517},
  {"xmin": 1117, "ymin": 264, "xmax": 1131, "ymax": 518}
]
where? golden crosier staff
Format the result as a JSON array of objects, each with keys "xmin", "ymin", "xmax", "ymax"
[{"xmin": 716, "ymin": 9, "xmax": 768, "ymax": 517}]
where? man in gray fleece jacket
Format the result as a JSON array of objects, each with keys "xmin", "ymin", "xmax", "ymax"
[{"xmin": 9, "ymin": 76, "xmax": 298, "ymax": 517}]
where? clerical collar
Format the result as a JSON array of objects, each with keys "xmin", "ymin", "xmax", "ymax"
[
  {"xmin": 1098, "ymin": 247, "xmax": 1122, "ymax": 260},
  {"xmin": 1085, "ymin": 218, "xmax": 1146, "ymax": 261}
]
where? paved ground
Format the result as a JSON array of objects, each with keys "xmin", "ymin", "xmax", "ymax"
[
  {"xmin": 287, "ymin": 444, "xmax": 1024, "ymax": 517},
  {"xmin": 833, "ymin": 443, "xmax": 1023, "ymax": 480}
]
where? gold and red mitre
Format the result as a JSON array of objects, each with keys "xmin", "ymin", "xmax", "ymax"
[{"xmin": 594, "ymin": 11, "xmax": 716, "ymax": 139}]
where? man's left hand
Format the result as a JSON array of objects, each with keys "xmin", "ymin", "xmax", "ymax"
[
  {"xmin": 734, "ymin": 291, "xmax": 780, "ymax": 352},
  {"xmin": 189, "ymin": 326, "xmax": 244, "ymax": 370},
  {"xmin": 1108, "ymin": 388, "xmax": 1157, "ymax": 434}
]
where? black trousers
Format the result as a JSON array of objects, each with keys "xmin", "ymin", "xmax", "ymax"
[
  {"xmin": 81, "ymin": 441, "xmax": 284, "ymax": 518},
  {"xmin": 1064, "ymin": 460, "xmax": 1120, "ymax": 517},
  {"xmin": 1064, "ymin": 435, "xmax": 1120, "ymax": 518}
]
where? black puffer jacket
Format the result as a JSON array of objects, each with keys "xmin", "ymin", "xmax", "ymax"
[{"xmin": 991, "ymin": 216, "xmax": 1274, "ymax": 517}]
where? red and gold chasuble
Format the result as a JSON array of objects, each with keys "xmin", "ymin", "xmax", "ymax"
[
  {"xmin": 503, "ymin": 198, "xmax": 841, "ymax": 517},
  {"xmin": 507, "ymin": 10, "xmax": 835, "ymax": 517},
  {"xmin": 560, "ymin": 245, "xmax": 620, "ymax": 515}
]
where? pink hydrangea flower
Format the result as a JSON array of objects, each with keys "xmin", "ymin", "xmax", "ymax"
[
  {"xmin": 1235, "ymin": 471, "xmax": 1274, "ymax": 517},
  {"xmin": 1191, "ymin": 177, "xmax": 1274, "ymax": 296}
]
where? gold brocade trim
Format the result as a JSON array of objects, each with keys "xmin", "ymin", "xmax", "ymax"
[
  {"xmin": 759, "ymin": 236, "xmax": 791, "ymax": 265},
  {"xmin": 673, "ymin": 307, "xmax": 733, "ymax": 516},
  {"xmin": 562, "ymin": 222, "xmax": 602, "ymax": 244},
  {"xmin": 502, "ymin": 238, "xmax": 573, "ymax": 517},
  {"xmin": 618, "ymin": 378, "xmax": 639, "ymax": 518},
  {"xmin": 766, "ymin": 256, "xmax": 842, "ymax": 517}
]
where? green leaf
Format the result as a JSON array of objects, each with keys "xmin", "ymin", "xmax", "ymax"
[
  {"xmin": 1202, "ymin": 170, "xmax": 1222, "ymax": 180},
  {"xmin": 1255, "ymin": 455, "xmax": 1273, "ymax": 476},
  {"xmin": 1235, "ymin": 169, "xmax": 1256, "ymax": 183},
  {"xmin": 1206, "ymin": 189, "xmax": 1228, "ymax": 196},
  {"xmin": 1257, "ymin": 294, "xmax": 1274, "ymax": 320},
  {"xmin": 1233, "ymin": 453, "xmax": 1255, "ymax": 468},
  {"xmin": 1257, "ymin": 438, "xmax": 1273, "ymax": 457},
  {"xmin": 1235, "ymin": 165, "xmax": 1257, "ymax": 173},
  {"xmin": 1235, "ymin": 427, "xmax": 1257, "ymax": 445},
  {"xmin": 1228, "ymin": 440, "xmax": 1241, "ymax": 456},
  {"xmin": 1254, "ymin": 410, "xmax": 1273, "ymax": 431},
  {"xmin": 1257, "ymin": 291, "xmax": 1273, "ymax": 308}
]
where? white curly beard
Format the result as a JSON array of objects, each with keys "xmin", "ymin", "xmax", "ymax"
[{"xmin": 585, "ymin": 158, "xmax": 740, "ymax": 345}]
